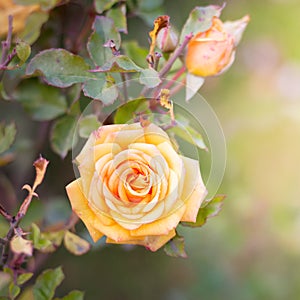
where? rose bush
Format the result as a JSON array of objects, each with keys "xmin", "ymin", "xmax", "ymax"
[{"xmin": 66, "ymin": 122, "xmax": 207, "ymax": 251}]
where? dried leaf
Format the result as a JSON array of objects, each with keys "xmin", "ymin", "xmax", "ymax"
[{"xmin": 148, "ymin": 15, "xmax": 170, "ymax": 62}]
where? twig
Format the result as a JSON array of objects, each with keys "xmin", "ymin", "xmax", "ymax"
[
  {"xmin": 158, "ymin": 33, "xmax": 193, "ymax": 78},
  {"xmin": 0, "ymin": 157, "xmax": 49, "ymax": 267},
  {"xmin": 0, "ymin": 15, "xmax": 14, "ymax": 81}
]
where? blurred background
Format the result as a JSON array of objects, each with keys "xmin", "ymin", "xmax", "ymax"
[{"xmin": 1, "ymin": 0, "xmax": 300, "ymax": 299}]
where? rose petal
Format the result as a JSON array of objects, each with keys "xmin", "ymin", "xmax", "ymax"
[
  {"xmin": 66, "ymin": 179, "xmax": 104, "ymax": 242},
  {"xmin": 130, "ymin": 204, "xmax": 185, "ymax": 237},
  {"xmin": 180, "ymin": 156, "xmax": 207, "ymax": 222},
  {"xmin": 143, "ymin": 123, "xmax": 172, "ymax": 146},
  {"xmin": 106, "ymin": 229, "xmax": 176, "ymax": 252}
]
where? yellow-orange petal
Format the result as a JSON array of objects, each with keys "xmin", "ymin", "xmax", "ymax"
[
  {"xmin": 66, "ymin": 179, "xmax": 103, "ymax": 242},
  {"xmin": 106, "ymin": 229, "xmax": 176, "ymax": 251},
  {"xmin": 130, "ymin": 204, "xmax": 185, "ymax": 237},
  {"xmin": 143, "ymin": 123, "xmax": 171, "ymax": 146},
  {"xmin": 180, "ymin": 156, "xmax": 207, "ymax": 222}
]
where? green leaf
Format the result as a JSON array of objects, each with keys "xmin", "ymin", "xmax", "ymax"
[
  {"xmin": 17, "ymin": 273, "xmax": 34, "ymax": 286},
  {"xmin": 167, "ymin": 115, "xmax": 207, "ymax": 151},
  {"xmin": 26, "ymin": 49, "xmax": 96, "ymax": 88},
  {"xmin": 13, "ymin": 79, "xmax": 67, "ymax": 121},
  {"xmin": 122, "ymin": 41, "xmax": 148, "ymax": 68},
  {"xmin": 179, "ymin": 5, "xmax": 223, "ymax": 43},
  {"xmin": 164, "ymin": 234, "xmax": 187, "ymax": 258},
  {"xmin": 33, "ymin": 267, "xmax": 64, "ymax": 300},
  {"xmin": 64, "ymin": 231, "xmax": 91, "ymax": 256},
  {"xmin": 9, "ymin": 283, "xmax": 20, "ymax": 299},
  {"xmin": 50, "ymin": 115, "xmax": 78, "ymax": 158},
  {"xmin": 87, "ymin": 16, "xmax": 120, "ymax": 66},
  {"xmin": 40, "ymin": 230, "xmax": 65, "ymax": 253},
  {"xmin": 94, "ymin": 55, "xmax": 142, "ymax": 73},
  {"xmin": 29, "ymin": 223, "xmax": 52, "ymax": 250},
  {"xmin": 106, "ymin": 4, "xmax": 127, "ymax": 33},
  {"xmin": 16, "ymin": 41, "xmax": 31, "ymax": 62},
  {"xmin": 138, "ymin": 0, "xmax": 163, "ymax": 11},
  {"xmin": 78, "ymin": 115, "xmax": 101, "ymax": 138},
  {"xmin": 94, "ymin": 0, "xmax": 119, "ymax": 13},
  {"xmin": 139, "ymin": 68, "xmax": 161, "ymax": 88},
  {"xmin": 83, "ymin": 73, "xmax": 118, "ymax": 105},
  {"xmin": 55, "ymin": 290, "xmax": 84, "ymax": 300},
  {"xmin": 181, "ymin": 195, "xmax": 226, "ymax": 228},
  {"xmin": 114, "ymin": 98, "xmax": 149, "ymax": 124},
  {"xmin": 19, "ymin": 11, "xmax": 49, "ymax": 44},
  {"xmin": 186, "ymin": 72, "xmax": 205, "ymax": 101},
  {"xmin": 0, "ymin": 122, "xmax": 16, "ymax": 154}
]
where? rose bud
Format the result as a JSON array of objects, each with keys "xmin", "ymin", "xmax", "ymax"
[
  {"xmin": 156, "ymin": 26, "xmax": 178, "ymax": 53},
  {"xmin": 66, "ymin": 122, "xmax": 207, "ymax": 251},
  {"xmin": 186, "ymin": 15, "xmax": 249, "ymax": 77}
]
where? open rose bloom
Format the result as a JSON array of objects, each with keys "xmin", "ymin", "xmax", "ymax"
[{"xmin": 66, "ymin": 122, "xmax": 207, "ymax": 251}]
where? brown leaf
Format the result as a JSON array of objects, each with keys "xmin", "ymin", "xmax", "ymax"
[
  {"xmin": 32, "ymin": 156, "xmax": 49, "ymax": 190},
  {"xmin": 148, "ymin": 15, "xmax": 170, "ymax": 66}
]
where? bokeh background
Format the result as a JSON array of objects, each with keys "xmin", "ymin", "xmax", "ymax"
[{"xmin": 1, "ymin": 0, "xmax": 300, "ymax": 299}]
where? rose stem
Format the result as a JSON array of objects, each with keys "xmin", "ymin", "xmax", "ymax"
[{"xmin": 158, "ymin": 33, "xmax": 193, "ymax": 78}]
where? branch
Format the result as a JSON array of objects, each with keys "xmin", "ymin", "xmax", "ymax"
[
  {"xmin": 0, "ymin": 156, "xmax": 49, "ymax": 267},
  {"xmin": 158, "ymin": 33, "xmax": 193, "ymax": 78}
]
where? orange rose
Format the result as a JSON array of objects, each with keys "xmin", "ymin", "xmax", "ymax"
[
  {"xmin": 186, "ymin": 15, "xmax": 249, "ymax": 77},
  {"xmin": 66, "ymin": 122, "xmax": 207, "ymax": 251},
  {"xmin": 0, "ymin": 0, "xmax": 39, "ymax": 36}
]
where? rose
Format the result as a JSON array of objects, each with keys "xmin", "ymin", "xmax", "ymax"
[
  {"xmin": 186, "ymin": 15, "xmax": 250, "ymax": 77},
  {"xmin": 185, "ymin": 16, "xmax": 235, "ymax": 77},
  {"xmin": 0, "ymin": 0, "xmax": 39, "ymax": 36},
  {"xmin": 66, "ymin": 122, "xmax": 207, "ymax": 251}
]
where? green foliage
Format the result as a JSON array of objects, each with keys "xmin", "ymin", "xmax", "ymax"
[
  {"xmin": 19, "ymin": 11, "xmax": 49, "ymax": 44},
  {"xmin": 16, "ymin": 41, "xmax": 31, "ymax": 63},
  {"xmin": 114, "ymin": 98, "xmax": 149, "ymax": 124},
  {"xmin": 26, "ymin": 49, "xmax": 95, "ymax": 88},
  {"xmin": 17, "ymin": 273, "xmax": 34, "ymax": 286},
  {"xmin": 50, "ymin": 115, "xmax": 78, "ymax": 158},
  {"xmin": 55, "ymin": 290, "xmax": 84, "ymax": 300},
  {"xmin": 122, "ymin": 41, "xmax": 148, "ymax": 68},
  {"xmin": 30, "ymin": 223, "xmax": 52, "ymax": 251},
  {"xmin": 94, "ymin": 0, "xmax": 119, "ymax": 14},
  {"xmin": 167, "ymin": 115, "xmax": 207, "ymax": 151},
  {"xmin": 87, "ymin": 16, "xmax": 120, "ymax": 66},
  {"xmin": 179, "ymin": 5, "xmax": 223, "ymax": 43},
  {"xmin": 82, "ymin": 73, "xmax": 118, "ymax": 104},
  {"xmin": 164, "ymin": 234, "xmax": 187, "ymax": 258},
  {"xmin": 13, "ymin": 79, "xmax": 67, "ymax": 121},
  {"xmin": 33, "ymin": 267, "xmax": 64, "ymax": 300},
  {"xmin": 0, "ymin": 122, "xmax": 16, "ymax": 154},
  {"xmin": 96, "ymin": 55, "xmax": 142, "ymax": 73},
  {"xmin": 181, "ymin": 195, "xmax": 226, "ymax": 228},
  {"xmin": 106, "ymin": 4, "xmax": 127, "ymax": 33},
  {"xmin": 139, "ymin": 68, "xmax": 161, "ymax": 88},
  {"xmin": 78, "ymin": 115, "xmax": 101, "ymax": 138}
]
